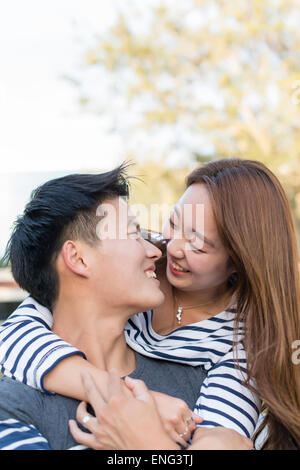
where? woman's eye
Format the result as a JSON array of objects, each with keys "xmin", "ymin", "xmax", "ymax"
[
  {"xmin": 188, "ymin": 239, "xmax": 206, "ymax": 253},
  {"xmin": 191, "ymin": 245, "xmax": 206, "ymax": 253}
]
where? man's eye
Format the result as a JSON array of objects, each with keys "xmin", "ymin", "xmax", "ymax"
[{"xmin": 128, "ymin": 230, "xmax": 142, "ymax": 239}]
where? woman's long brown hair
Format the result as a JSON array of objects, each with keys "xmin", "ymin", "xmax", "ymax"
[{"xmin": 186, "ymin": 158, "xmax": 300, "ymax": 450}]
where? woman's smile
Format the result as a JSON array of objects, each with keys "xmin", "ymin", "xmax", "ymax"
[{"xmin": 168, "ymin": 259, "xmax": 190, "ymax": 276}]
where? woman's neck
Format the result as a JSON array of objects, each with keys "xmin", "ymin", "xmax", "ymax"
[
  {"xmin": 152, "ymin": 277, "xmax": 234, "ymax": 335},
  {"xmin": 173, "ymin": 282, "xmax": 232, "ymax": 311}
]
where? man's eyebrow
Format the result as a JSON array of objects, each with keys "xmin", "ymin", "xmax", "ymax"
[
  {"xmin": 192, "ymin": 230, "xmax": 215, "ymax": 249},
  {"xmin": 173, "ymin": 205, "xmax": 181, "ymax": 218}
]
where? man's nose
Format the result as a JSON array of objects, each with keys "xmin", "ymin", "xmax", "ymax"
[{"xmin": 143, "ymin": 239, "xmax": 162, "ymax": 262}]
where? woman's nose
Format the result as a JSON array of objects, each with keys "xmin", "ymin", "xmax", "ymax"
[{"xmin": 166, "ymin": 238, "xmax": 185, "ymax": 258}]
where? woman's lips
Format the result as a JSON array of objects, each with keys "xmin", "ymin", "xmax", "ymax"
[{"xmin": 168, "ymin": 261, "xmax": 189, "ymax": 276}]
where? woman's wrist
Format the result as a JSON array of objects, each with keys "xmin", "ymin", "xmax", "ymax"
[{"xmin": 145, "ymin": 433, "xmax": 181, "ymax": 450}]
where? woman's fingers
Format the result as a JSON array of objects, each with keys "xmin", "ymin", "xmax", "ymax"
[
  {"xmin": 192, "ymin": 411, "xmax": 203, "ymax": 424},
  {"xmin": 80, "ymin": 370, "xmax": 107, "ymax": 417},
  {"xmin": 171, "ymin": 430, "xmax": 188, "ymax": 448},
  {"xmin": 181, "ymin": 410, "xmax": 202, "ymax": 435},
  {"xmin": 124, "ymin": 376, "xmax": 151, "ymax": 403},
  {"xmin": 69, "ymin": 419, "xmax": 104, "ymax": 450},
  {"xmin": 75, "ymin": 401, "xmax": 102, "ymax": 434},
  {"xmin": 171, "ymin": 409, "xmax": 200, "ymax": 441},
  {"xmin": 176, "ymin": 421, "xmax": 192, "ymax": 442},
  {"xmin": 107, "ymin": 368, "xmax": 123, "ymax": 399}
]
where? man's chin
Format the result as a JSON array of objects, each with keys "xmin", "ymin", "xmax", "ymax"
[{"xmin": 136, "ymin": 291, "xmax": 165, "ymax": 313}]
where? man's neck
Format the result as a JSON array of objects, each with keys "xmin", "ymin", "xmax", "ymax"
[{"xmin": 52, "ymin": 295, "xmax": 136, "ymax": 377}]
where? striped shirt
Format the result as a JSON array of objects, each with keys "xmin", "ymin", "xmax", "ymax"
[
  {"xmin": 0, "ymin": 419, "xmax": 51, "ymax": 450},
  {"xmin": 0, "ymin": 296, "xmax": 261, "ymax": 445},
  {"xmin": 0, "ymin": 351, "xmax": 207, "ymax": 450}
]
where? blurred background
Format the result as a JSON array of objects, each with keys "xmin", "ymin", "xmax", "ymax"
[{"xmin": 1, "ymin": 0, "xmax": 300, "ymax": 319}]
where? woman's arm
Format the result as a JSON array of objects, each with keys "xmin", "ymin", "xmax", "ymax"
[
  {"xmin": 69, "ymin": 370, "xmax": 181, "ymax": 450},
  {"xmin": 47, "ymin": 356, "xmax": 199, "ymax": 446},
  {"xmin": 195, "ymin": 349, "xmax": 261, "ymax": 438},
  {"xmin": 0, "ymin": 298, "xmax": 86, "ymax": 394},
  {"xmin": 44, "ymin": 355, "xmax": 110, "ymax": 400},
  {"xmin": 69, "ymin": 370, "xmax": 253, "ymax": 450},
  {"xmin": 0, "ymin": 298, "xmax": 197, "ymax": 445},
  {"xmin": 188, "ymin": 427, "xmax": 253, "ymax": 450},
  {"xmin": 0, "ymin": 297, "xmax": 130, "ymax": 401}
]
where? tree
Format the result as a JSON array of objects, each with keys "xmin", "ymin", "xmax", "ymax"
[{"xmin": 66, "ymin": 0, "xmax": 300, "ymax": 246}]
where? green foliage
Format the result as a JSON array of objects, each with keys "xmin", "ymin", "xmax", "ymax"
[
  {"xmin": 127, "ymin": 159, "xmax": 191, "ymax": 232},
  {"xmin": 69, "ymin": 0, "xmax": 300, "ymax": 247}
]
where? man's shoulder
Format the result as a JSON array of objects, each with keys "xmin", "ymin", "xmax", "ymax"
[
  {"xmin": 0, "ymin": 376, "xmax": 78, "ymax": 411},
  {"xmin": 0, "ymin": 376, "xmax": 43, "ymax": 425},
  {"xmin": 0, "ymin": 376, "xmax": 80, "ymax": 449},
  {"xmin": 0, "ymin": 376, "xmax": 42, "ymax": 407},
  {"xmin": 0, "ymin": 375, "xmax": 40, "ymax": 396}
]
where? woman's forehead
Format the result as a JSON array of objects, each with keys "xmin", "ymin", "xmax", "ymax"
[
  {"xmin": 179, "ymin": 183, "xmax": 211, "ymax": 205},
  {"xmin": 174, "ymin": 185, "xmax": 220, "ymax": 246}
]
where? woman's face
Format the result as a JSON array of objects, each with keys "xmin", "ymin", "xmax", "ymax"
[{"xmin": 162, "ymin": 183, "xmax": 234, "ymax": 292}]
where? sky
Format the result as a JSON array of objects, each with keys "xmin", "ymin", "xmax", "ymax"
[
  {"xmin": 0, "ymin": 0, "xmax": 125, "ymax": 175},
  {"xmin": 0, "ymin": 0, "xmax": 130, "ymax": 256},
  {"xmin": 0, "ymin": 0, "xmax": 218, "ymax": 254}
]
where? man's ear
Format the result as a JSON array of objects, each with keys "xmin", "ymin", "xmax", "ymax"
[{"xmin": 60, "ymin": 240, "xmax": 89, "ymax": 278}]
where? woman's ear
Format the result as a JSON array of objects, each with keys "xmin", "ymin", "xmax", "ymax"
[
  {"xmin": 226, "ymin": 258, "xmax": 238, "ymax": 288},
  {"xmin": 60, "ymin": 240, "xmax": 89, "ymax": 278}
]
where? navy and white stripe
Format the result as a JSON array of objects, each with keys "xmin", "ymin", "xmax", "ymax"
[
  {"xmin": 125, "ymin": 310, "xmax": 260, "ymax": 438},
  {"xmin": 0, "ymin": 297, "xmax": 261, "ymax": 439},
  {"xmin": 0, "ymin": 419, "xmax": 51, "ymax": 450},
  {"xmin": 0, "ymin": 297, "xmax": 86, "ymax": 392},
  {"xmin": 0, "ymin": 419, "xmax": 89, "ymax": 450}
]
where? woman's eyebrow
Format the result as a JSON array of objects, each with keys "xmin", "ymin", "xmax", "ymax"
[{"xmin": 173, "ymin": 204, "xmax": 215, "ymax": 248}]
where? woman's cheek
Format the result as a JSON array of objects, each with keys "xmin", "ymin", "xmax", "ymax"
[{"xmin": 186, "ymin": 252, "xmax": 206, "ymax": 274}]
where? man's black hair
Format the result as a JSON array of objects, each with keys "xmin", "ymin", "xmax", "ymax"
[{"xmin": 3, "ymin": 163, "xmax": 130, "ymax": 310}]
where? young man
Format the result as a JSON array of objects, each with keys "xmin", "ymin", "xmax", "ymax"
[
  {"xmin": 0, "ymin": 164, "xmax": 253, "ymax": 450},
  {"xmin": 0, "ymin": 165, "xmax": 205, "ymax": 450}
]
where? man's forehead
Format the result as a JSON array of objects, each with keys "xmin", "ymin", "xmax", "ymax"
[
  {"xmin": 97, "ymin": 198, "xmax": 138, "ymax": 226},
  {"xmin": 98, "ymin": 196, "xmax": 128, "ymax": 215}
]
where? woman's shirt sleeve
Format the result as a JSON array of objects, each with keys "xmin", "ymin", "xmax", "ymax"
[
  {"xmin": 125, "ymin": 310, "xmax": 261, "ymax": 438},
  {"xmin": 0, "ymin": 297, "xmax": 86, "ymax": 393},
  {"xmin": 194, "ymin": 348, "xmax": 261, "ymax": 438}
]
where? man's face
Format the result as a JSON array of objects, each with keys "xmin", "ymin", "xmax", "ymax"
[{"xmin": 85, "ymin": 197, "xmax": 165, "ymax": 313}]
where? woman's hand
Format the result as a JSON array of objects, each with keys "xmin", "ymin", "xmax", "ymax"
[
  {"xmin": 69, "ymin": 369, "xmax": 181, "ymax": 450},
  {"xmin": 150, "ymin": 391, "xmax": 202, "ymax": 447},
  {"xmin": 189, "ymin": 427, "xmax": 254, "ymax": 450}
]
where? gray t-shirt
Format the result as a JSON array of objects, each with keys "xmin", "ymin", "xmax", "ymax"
[{"xmin": 0, "ymin": 351, "xmax": 207, "ymax": 450}]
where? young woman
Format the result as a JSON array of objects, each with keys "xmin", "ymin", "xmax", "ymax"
[{"xmin": 1, "ymin": 158, "xmax": 299, "ymax": 449}]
